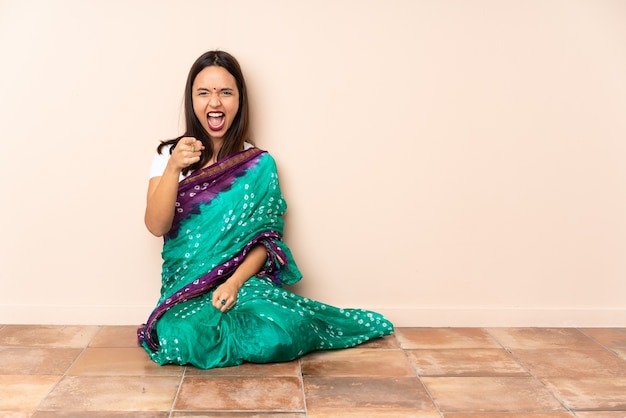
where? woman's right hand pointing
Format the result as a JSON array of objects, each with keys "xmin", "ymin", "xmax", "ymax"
[{"xmin": 170, "ymin": 136, "xmax": 204, "ymax": 171}]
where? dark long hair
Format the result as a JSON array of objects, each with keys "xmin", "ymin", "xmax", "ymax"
[{"xmin": 157, "ymin": 50, "xmax": 250, "ymax": 175}]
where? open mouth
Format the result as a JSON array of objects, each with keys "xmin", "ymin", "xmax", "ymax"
[{"xmin": 207, "ymin": 112, "xmax": 225, "ymax": 131}]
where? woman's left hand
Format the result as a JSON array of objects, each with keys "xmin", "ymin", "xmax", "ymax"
[
  {"xmin": 210, "ymin": 245, "xmax": 267, "ymax": 313},
  {"xmin": 212, "ymin": 280, "xmax": 240, "ymax": 313}
]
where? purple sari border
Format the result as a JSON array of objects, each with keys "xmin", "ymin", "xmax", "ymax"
[
  {"xmin": 138, "ymin": 230, "xmax": 288, "ymax": 351},
  {"xmin": 180, "ymin": 147, "xmax": 266, "ymax": 190},
  {"xmin": 166, "ymin": 147, "xmax": 266, "ymax": 240}
]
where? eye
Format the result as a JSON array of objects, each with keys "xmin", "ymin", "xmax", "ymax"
[
  {"xmin": 197, "ymin": 91, "xmax": 208, "ymax": 96},
  {"xmin": 221, "ymin": 90, "xmax": 234, "ymax": 96}
]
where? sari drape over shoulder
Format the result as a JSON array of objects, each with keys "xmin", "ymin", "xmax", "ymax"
[{"xmin": 138, "ymin": 147, "xmax": 393, "ymax": 369}]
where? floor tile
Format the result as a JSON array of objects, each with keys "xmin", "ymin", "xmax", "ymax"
[
  {"xmin": 174, "ymin": 376, "xmax": 304, "ymax": 411},
  {"xmin": 0, "ymin": 347, "xmax": 82, "ymax": 375},
  {"xmin": 443, "ymin": 414, "xmax": 575, "ymax": 417},
  {"xmin": 32, "ymin": 412, "xmax": 169, "ymax": 417},
  {"xmin": 171, "ymin": 413, "xmax": 306, "ymax": 417},
  {"xmin": 395, "ymin": 328, "xmax": 501, "ymax": 349},
  {"xmin": 614, "ymin": 348, "xmax": 626, "ymax": 361},
  {"xmin": 581, "ymin": 328, "xmax": 626, "ymax": 349},
  {"xmin": 89, "ymin": 325, "xmax": 142, "ymax": 348},
  {"xmin": 0, "ymin": 325, "xmax": 100, "ymax": 348},
  {"xmin": 301, "ymin": 348, "xmax": 415, "ymax": 377},
  {"xmin": 582, "ymin": 328, "xmax": 626, "ymax": 360},
  {"xmin": 542, "ymin": 377, "xmax": 626, "ymax": 410},
  {"xmin": 487, "ymin": 328, "xmax": 600, "ymax": 350},
  {"xmin": 67, "ymin": 347, "xmax": 183, "ymax": 376},
  {"xmin": 0, "ymin": 375, "xmax": 60, "ymax": 411},
  {"xmin": 513, "ymin": 348, "xmax": 626, "ymax": 377},
  {"xmin": 405, "ymin": 348, "xmax": 528, "ymax": 376},
  {"xmin": 303, "ymin": 376, "xmax": 437, "ymax": 412},
  {"xmin": 308, "ymin": 411, "xmax": 440, "ymax": 417},
  {"xmin": 5, "ymin": 325, "xmax": 626, "ymax": 417},
  {"xmin": 37, "ymin": 375, "xmax": 180, "ymax": 412},
  {"xmin": 355, "ymin": 334, "xmax": 400, "ymax": 349},
  {"xmin": 185, "ymin": 360, "xmax": 299, "ymax": 377},
  {"xmin": 421, "ymin": 376, "xmax": 566, "ymax": 413},
  {"xmin": 0, "ymin": 413, "xmax": 31, "ymax": 418}
]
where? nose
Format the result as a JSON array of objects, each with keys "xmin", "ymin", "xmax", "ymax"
[{"xmin": 209, "ymin": 92, "xmax": 221, "ymax": 107}]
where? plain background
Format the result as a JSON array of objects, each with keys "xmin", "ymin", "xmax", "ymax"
[{"xmin": 1, "ymin": 0, "xmax": 625, "ymax": 326}]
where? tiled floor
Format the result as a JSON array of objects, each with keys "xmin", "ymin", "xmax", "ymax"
[{"xmin": 1, "ymin": 325, "xmax": 625, "ymax": 417}]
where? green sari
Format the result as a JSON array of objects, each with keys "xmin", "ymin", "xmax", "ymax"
[{"xmin": 138, "ymin": 147, "xmax": 393, "ymax": 368}]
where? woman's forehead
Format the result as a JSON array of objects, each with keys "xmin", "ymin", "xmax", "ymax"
[{"xmin": 193, "ymin": 66, "xmax": 237, "ymax": 88}]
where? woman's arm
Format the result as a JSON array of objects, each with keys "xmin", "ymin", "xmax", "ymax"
[
  {"xmin": 144, "ymin": 168, "xmax": 181, "ymax": 237},
  {"xmin": 212, "ymin": 244, "xmax": 268, "ymax": 312},
  {"xmin": 144, "ymin": 138, "xmax": 204, "ymax": 236}
]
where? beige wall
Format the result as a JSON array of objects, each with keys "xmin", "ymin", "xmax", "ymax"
[{"xmin": 1, "ymin": 0, "xmax": 625, "ymax": 327}]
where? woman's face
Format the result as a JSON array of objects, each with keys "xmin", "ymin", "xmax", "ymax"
[{"xmin": 192, "ymin": 66, "xmax": 240, "ymax": 142}]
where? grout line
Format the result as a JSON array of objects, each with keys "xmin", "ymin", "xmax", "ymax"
[
  {"xmin": 6, "ymin": 325, "xmax": 626, "ymax": 415},
  {"xmin": 394, "ymin": 331, "xmax": 445, "ymax": 416},
  {"xmin": 397, "ymin": 333, "xmax": 445, "ymax": 418},
  {"xmin": 32, "ymin": 325, "xmax": 104, "ymax": 414},
  {"xmin": 484, "ymin": 327, "xmax": 577, "ymax": 416},
  {"xmin": 169, "ymin": 365, "xmax": 187, "ymax": 417},
  {"xmin": 297, "ymin": 357, "xmax": 308, "ymax": 417},
  {"xmin": 578, "ymin": 327, "xmax": 626, "ymax": 359}
]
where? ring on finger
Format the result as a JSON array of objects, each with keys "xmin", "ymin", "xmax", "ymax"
[{"xmin": 190, "ymin": 145, "xmax": 195, "ymax": 153}]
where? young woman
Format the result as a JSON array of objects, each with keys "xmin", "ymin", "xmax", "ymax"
[{"xmin": 138, "ymin": 50, "xmax": 393, "ymax": 368}]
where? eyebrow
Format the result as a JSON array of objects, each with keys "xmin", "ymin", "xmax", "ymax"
[{"xmin": 196, "ymin": 87, "xmax": 235, "ymax": 92}]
